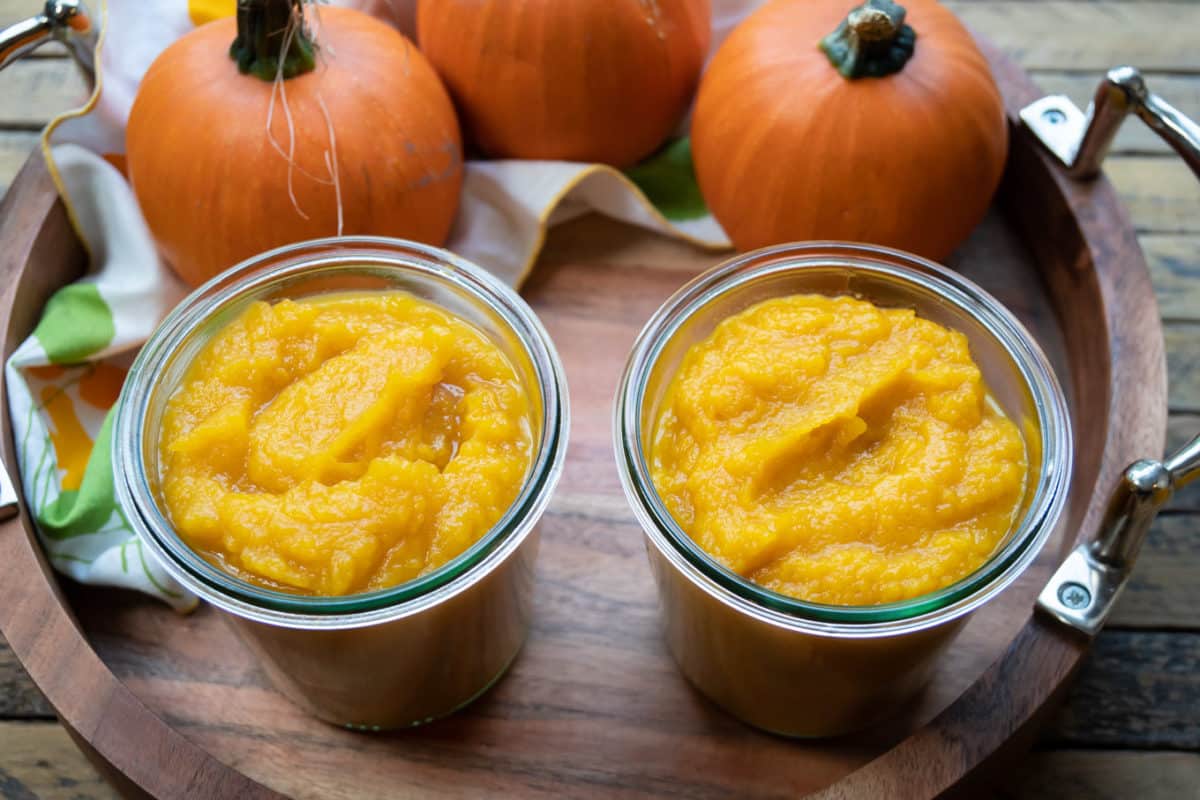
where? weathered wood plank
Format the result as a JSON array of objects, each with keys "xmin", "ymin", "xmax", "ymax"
[
  {"xmin": 1167, "ymin": 414, "xmax": 1200, "ymax": 510},
  {"xmin": 1165, "ymin": 323, "xmax": 1200, "ymax": 413},
  {"xmin": 0, "ymin": 131, "xmax": 39, "ymax": 198},
  {"xmin": 1030, "ymin": 74, "xmax": 1200, "ymax": 156},
  {"xmin": 0, "ymin": 721, "xmax": 117, "ymax": 799},
  {"xmin": 0, "ymin": 638, "xmax": 53, "ymax": 718},
  {"xmin": 1106, "ymin": 158, "xmax": 1200, "ymax": 234},
  {"xmin": 0, "ymin": 0, "xmax": 42, "ymax": 27},
  {"xmin": 0, "ymin": 58, "xmax": 88, "ymax": 130},
  {"xmin": 999, "ymin": 750, "xmax": 1200, "ymax": 800},
  {"xmin": 1168, "ymin": 412, "xmax": 1198, "ymax": 451},
  {"xmin": 1045, "ymin": 630, "xmax": 1200, "ymax": 749},
  {"xmin": 1140, "ymin": 235, "xmax": 1200, "ymax": 321},
  {"xmin": 947, "ymin": 2, "xmax": 1200, "ymax": 72},
  {"xmin": 1109, "ymin": 514, "xmax": 1200, "ymax": 628}
]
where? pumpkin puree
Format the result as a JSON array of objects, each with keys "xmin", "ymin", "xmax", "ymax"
[
  {"xmin": 650, "ymin": 294, "xmax": 1027, "ymax": 606},
  {"xmin": 159, "ymin": 292, "xmax": 533, "ymax": 596}
]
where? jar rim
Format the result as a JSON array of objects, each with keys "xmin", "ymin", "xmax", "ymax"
[
  {"xmin": 113, "ymin": 237, "xmax": 569, "ymax": 627},
  {"xmin": 613, "ymin": 242, "xmax": 1073, "ymax": 636}
]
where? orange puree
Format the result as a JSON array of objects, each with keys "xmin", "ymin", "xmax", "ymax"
[
  {"xmin": 159, "ymin": 292, "xmax": 533, "ymax": 596},
  {"xmin": 650, "ymin": 294, "xmax": 1028, "ymax": 606}
]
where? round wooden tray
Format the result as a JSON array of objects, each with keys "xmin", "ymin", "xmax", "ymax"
[{"xmin": 0, "ymin": 44, "xmax": 1167, "ymax": 799}]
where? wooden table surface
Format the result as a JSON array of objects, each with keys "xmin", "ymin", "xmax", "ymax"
[{"xmin": 0, "ymin": 1, "xmax": 1197, "ymax": 797}]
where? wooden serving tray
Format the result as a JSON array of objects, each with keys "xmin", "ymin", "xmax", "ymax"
[{"xmin": 0, "ymin": 44, "xmax": 1167, "ymax": 798}]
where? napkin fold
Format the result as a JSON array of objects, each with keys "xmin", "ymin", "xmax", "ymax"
[{"xmin": 9, "ymin": 0, "xmax": 761, "ymax": 606}]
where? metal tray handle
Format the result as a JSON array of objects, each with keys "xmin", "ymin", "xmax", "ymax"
[
  {"xmin": 1021, "ymin": 66, "xmax": 1200, "ymax": 180},
  {"xmin": 1023, "ymin": 66, "xmax": 1200, "ymax": 635},
  {"xmin": 0, "ymin": 0, "xmax": 96, "ymax": 80}
]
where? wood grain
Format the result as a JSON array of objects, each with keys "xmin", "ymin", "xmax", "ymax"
[
  {"xmin": 1169, "ymin": 414, "xmax": 1200, "ymax": 452},
  {"xmin": 997, "ymin": 750, "xmax": 1200, "ymax": 800},
  {"xmin": 56, "ymin": 197, "xmax": 1084, "ymax": 798},
  {"xmin": 947, "ymin": 2, "xmax": 1200, "ymax": 71},
  {"xmin": 2, "ymin": 621, "xmax": 1200, "ymax": 794},
  {"xmin": 1166, "ymin": 415, "xmax": 1200, "ymax": 510},
  {"xmin": 1108, "ymin": 515, "xmax": 1200, "ymax": 628},
  {"xmin": 0, "ymin": 151, "xmax": 274, "ymax": 800},
  {"xmin": 0, "ymin": 0, "xmax": 44, "ymax": 27},
  {"xmin": 0, "ymin": 132, "xmax": 40, "ymax": 197},
  {"xmin": 1, "ymin": 518, "xmax": 1191, "ymax": 730},
  {"xmin": 1046, "ymin": 631, "xmax": 1200, "ymax": 749},
  {"xmin": 1165, "ymin": 323, "xmax": 1200, "ymax": 412},
  {"xmin": 0, "ymin": 59, "xmax": 88, "ymax": 130},
  {"xmin": 0, "ymin": 721, "xmax": 118, "ymax": 800},
  {"xmin": 1141, "ymin": 235, "xmax": 1200, "ymax": 321},
  {"xmin": 1107, "ymin": 158, "xmax": 1200, "ymax": 234},
  {"xmin": 11, "ymin": 524, "xmax": 1189, "ymax": 769},
  {"xmin": 0, "ymin": 641, "xmax": 51, "ymax": 719}
]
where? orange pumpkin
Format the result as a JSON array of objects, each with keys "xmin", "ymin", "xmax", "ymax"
[
  {"xmin": 416, "ymin": 0, "xmax": 711, "ymax": 168},
  {"xmin": 691, "ymin": 0, "xmax": 1008, "ymax": 261},
  {"xmin": 126, "ymin": 0, "xmax": 462, "ymax": 287}
]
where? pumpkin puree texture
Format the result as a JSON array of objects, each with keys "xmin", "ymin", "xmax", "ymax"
[
  {"xmin": 159, "ymin": 292, "xmax": 533, "ymax": 596},
  {"xmin": 650, "ymin": 294, "xmax": 1027, "ymax": 606}
]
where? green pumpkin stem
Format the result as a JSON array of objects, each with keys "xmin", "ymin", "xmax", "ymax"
[
  {"xmin": 820, "ymin": 0, "xmax": 916, "ymax": 79},
  {"xmin": 230, "ymin": 0, "xmax": 316, "ymax": 81}
]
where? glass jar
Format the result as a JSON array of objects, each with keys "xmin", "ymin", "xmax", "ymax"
[
  {"xmin": 113, "ymin": 237, "xmax": 569, "ymax": 730},
  {"xmin": 614, "ymin": 242, "xmax": 1072, "ymax": 737}
]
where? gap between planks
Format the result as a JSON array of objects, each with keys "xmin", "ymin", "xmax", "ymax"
[
  {"xmin": 1141, "ymin": 235, "xmax": 1200, "ymax": 321},
  {"xmin": 946, "ymin": 2, "xmax": 1200, "ymax": 72},
  {"xmin": 1165, "ymin": 323, "xmax": 1200, "ymax": 413},
  {"xmin": 1045, "ymin": 631, "xmax": 1200, "ymax": 750},
  {"xmin": 1, "ymin": 628, "xmax": 1198, "ymax": 775},
  {"xmin": 0, "ymin": 720, "xmax": 118, "ymax": 800},
  {"xmin": 996, "ymin": 750, "xmax": 1200, "ymax": 800},
  {"xmin": 0, "ymin": 639, "xmax": 53, "ymax": 719},
  {"xmin": 0, "ymin": 59, "xmax": 89, "ymax": 130},
  {"xmin": 0, "ymin": 715, "xmax": 1196, "ymax": 800},
  {"xmin": 1106, "ymin": 513, "xmax": 1200, "ymax": 628}
]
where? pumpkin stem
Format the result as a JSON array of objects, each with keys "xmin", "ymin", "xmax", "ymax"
[
  {"xmin": 230, "ymin": 0, "xmax": 316, "ymax": 81},
  {"xmin": 819, "ymin": 0, "xmax": 916, "ymax": 79}
]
